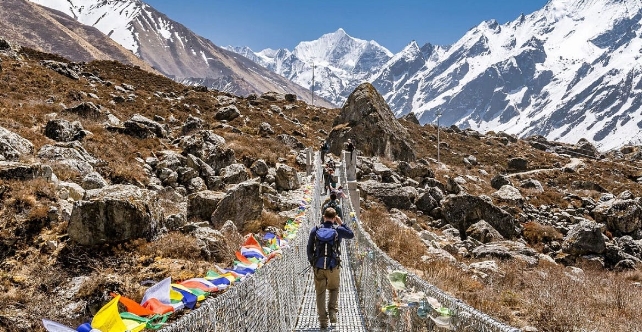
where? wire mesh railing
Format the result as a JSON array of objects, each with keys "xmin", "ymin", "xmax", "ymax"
[
  {"xmin": 159, "ymin": 154, "xmax": 323, "ymax": 332},
  {"xmin": 339, "ymin": 156, "xmax": 521, "ymax": 332},
  {"xmin": 160, "ymin": 151, "xmax": 520, "ymax": 332}
]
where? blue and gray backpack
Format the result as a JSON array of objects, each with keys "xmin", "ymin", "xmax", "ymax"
[{"xmin": 313, "ymin": 224, "xmax": 341, "ymax": 270}]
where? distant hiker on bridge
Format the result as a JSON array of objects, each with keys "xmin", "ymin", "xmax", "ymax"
[
  {"xmin": 307, "ymin": 207, "xmax": 354, "ymax": 330},
  {"xmin": 346, "ymin": 138, "xmax": 355, "ymax": 160},
  {"xmin": 321, "ymin": 141, "xmax": 330, "ymax": 162}
]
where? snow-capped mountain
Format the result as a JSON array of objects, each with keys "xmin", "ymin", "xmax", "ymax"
[
  {"xmin": 230, "ymin": 0, "xmax": 642, "ymax": 150},
  {"xmin": 28, "ymin": 0, "xmax": 331, "ymax": 105},
  {"xmin": 379, "ymin": 0, "xmax": 642, "ymax": 150},
  {"xmin": 227, "ymin": 29, "xmax": 393, "ymax": 106}
]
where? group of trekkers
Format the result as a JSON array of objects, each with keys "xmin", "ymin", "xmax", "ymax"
[{"xmin": 307, "ymin": 140, "xmax": 355, "ymax": 330}]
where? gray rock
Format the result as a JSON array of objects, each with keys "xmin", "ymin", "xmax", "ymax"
[
  {"xmin": 508, "ymin": 157, "xmax": 528, "ymax": 171},
  {"xmin": 0, "ymin": 126, "xmax": 34, "ymax": 161},
  {"xmin": 358, "ymin": 180, "xmax": 417, "ymax": 210},
  {"xmin": 260, "ymin": 91, "xmax": 285, "ymax": 101},
  {"xmin": 68, "ymin": 185, "xmax": 163, "ymax": 245},
  {"xmin": 123, "ymin": 114, "xmax": 167, "ymax": 138},
  {"xmin": 0, "ymin": 161, "xmax": 52, "ymax": 181},
  {"xmin": 250, "ymin": 159, "xmax": 269, "ymax": 177},
  {"xmin": 179, "ymin": 130, "xmax": 236, "ymax": 172},
  {"xmin": 41, "ymin": 60, "xmax": 79, "ymax": 80},
  {"xmin": 81, "ymin": 172, "xmax": 108, "ymax": 190},
  {"xmin": 258, "ymin": 122, "xmax": 274, "ymax": 136},
  {"xmin": 592, "ymin": 199, "xmax": 642, "ymax": 235},
  {"xmin": 275, "ymin": 164, "xmax": 300, "ymax": 190},
  {"xmin": 211, "ymin": 181, "xmax": 263, "ymax": 229},
  {"xmin": 490, "ymin": 174, "xmax": 510, "ymax": 190},
  {"xmin": 442, "ymin": 194, "xmax": 520, "ymax": 239},
  {"xmin": 277, "ymin": 134, "xmax": 305, "ymax": 150},
  {"xmin": 192, "ymin": 226, "xmax": 232, "ymax": 261},
  {"xmin": 492, "ymin": 185, "xmax": 524, "ymax": 203},
  {"xmin": 187, "ymin": 190, "xmax": 226, "ymax": 220},
  {"xmin": 520, "ymin": 179, "xmax": 544, "ymax": 192},
  {"xmin": 467, "ymin": 220, "xmax": 505, "ymax": 243},
  {"xmin": 37, "ymin": 142, "xmax": 98, "ymax": 175},
  {"xmin": 327, "ymin": 83, "xmax": 416, "ymax": 162},
  {"xmin": 415, "ymin": 192, "xmax": 438, "ymax": 213},
  {"xmin": 165, "ymin": 213, "xmax": 187, "ymax": 231},
  {"xmin": 220, "ymin": 163, "xmax": 249, "ymax": 184},
  {"xmin": 64, "ymin": 102, "xmax": 102, "ymax": 118},
  {"xmin": 182, "ymin": 115, "xmax": 204, "ymax": 134},
  {"xmin": 186, "ymin": 177, "xmax": 207, "ymax": 194},
  {"xmin": 562, "ymin": 219, "xmax": 606, "ymax": 255},
  {"xmin": 397, "ymin": 161, "xmax": 434, "ymax": 179},
  {"xmin": 215, "ymin": 105, "xmax": 241, "ymax": 121},
  {"xmin": 45, "ymin": 119, "xmax": 86, "ymax": 142}
]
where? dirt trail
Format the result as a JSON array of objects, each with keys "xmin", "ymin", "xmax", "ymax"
[{"xmin": 506, "ymin": 158, "xmax": 584, "ymax": 178}]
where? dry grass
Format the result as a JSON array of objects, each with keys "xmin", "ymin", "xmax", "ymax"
[
  {"xmin": 137, "ymin": 232, "xmax": 202, "ymax": 260},
  {"xmin": 522, "ymin": 222, "xmax": 563, "ymax": 246}
]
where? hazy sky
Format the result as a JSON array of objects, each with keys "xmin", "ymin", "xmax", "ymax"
[{"xmin": 144, "ymin": 0, "xmax": 549, "ymax": 53}]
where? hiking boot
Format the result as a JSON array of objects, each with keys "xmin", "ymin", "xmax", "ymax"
[
  {"xmin": 320, "ymin": 322, "xmax": 328, "ymax": 329},
  {"xmin": 329, "ymin": 314, "xmax": 337, "ymax": 324}
]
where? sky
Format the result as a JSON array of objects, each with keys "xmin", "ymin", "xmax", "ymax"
[{"xmin": 144, "ymin": 0, "xmax": 549, "ymax": 53}]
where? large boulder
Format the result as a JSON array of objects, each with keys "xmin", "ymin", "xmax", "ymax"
[
  {"xmin": 492, "ymin": 185, "xmax": 524, "ymax": 203},
  {"xmin": 220, "ymin": 163, "xmax": 249, "ymax": 184},
  {"xmin": 37, "ymin": 142, "xmax": 99, "ymax": 175},
  {"xmin": 592, "ymin": 199, "xmax": 642, "ymax": 235},
  {"xmin": 215, "ymin": 105, "xmax": 241, "ymax": 121},
  {"xmin": 415, "ymin": 192, "xmax": 438, "ymax": 213},
  {"xmin": 490, "ymin": 174, "xmax": 510, "ymax": 190},
  {"xmin": 328, "ymin": 83, "xmax": 416, "ymax": 162},
  {"xmin": 123, "ymin": 114, "xmax": 167, "ymax": 138},
  {"xmin": 64, "ymin": 102, "xmax": 102, "ymax": 118},
  {"xmin": 441, "ymin": 194, "xmax": 520, "ymax": 239},
  {"xmin": 397, "ymin": 161, "xmax": 434, "ymax": 180},
  {"xmin": 0, "ymin": 126, "xmax": 34, "ymax": 161},
  {"xmin": 276, "ymin": 134, "xmax": 305, "ymax": 150},
  {"xmin": 44, "ymin": 119, "xmax": 86, "ymax": 142},
  {"xmin": 178, "ymin": 130, "xmax": 235, "ymax": 172},
  {"xmin": 562, "ymin": 219, "xmax": 606, "ymax": 255},
  {"xmin": 211, "ymin": 181, "xmax": 263, "ymax": 229},
  {"xmin": 250, "ymin": 159, "xmax": 269, "ymax": 177},
  {"xmin": 358, "ymin": 180, "xmax": 417, "ymax": 210},
  {"xmin": 68, "ymin": 185, "xmax": 163, "ymax": 246},
  {"xmin": 466, "ymin": 220, "xmax": 505, "ymax": 243},
  {"xmin": 0, "ymin": 162, "xmax": 52, "ymax": 180},
  {"xmin": 187, "ymin": 190, "xmax": 226, "ymax": 220},
  {"xmin": 275, "ymin": 164, "xmax": 300, "ymax": 190}
]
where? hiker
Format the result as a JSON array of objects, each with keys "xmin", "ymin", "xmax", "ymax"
[
  {"xmin": 321, "ymin": 141, "xmax": 329, "ymax": 162},
  {"xmin": 326, "ymin": 169, "xmax": 338, "ymax": 194},
  {"xmin": 335, "ymin": 186, "xmax": 347, "ymax": 201},
  {"xmin": 322, "ymin": 166, "xmax": 331, "ymax": 195},
  {"xmin": 307, "ymin": 207, "xmax": 354, "ymax": 330},
  {"xmin": 322, "ymin": 193, "xmax": 343, "ymax": 219},
  {"xmin": 346, "ymin": 139, "xmax": 355, "ymax": 160}
]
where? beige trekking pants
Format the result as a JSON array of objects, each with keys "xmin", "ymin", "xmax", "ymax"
[{"xmin": 313, "ymin": 267, "xmax": 340, "ymax": 326}]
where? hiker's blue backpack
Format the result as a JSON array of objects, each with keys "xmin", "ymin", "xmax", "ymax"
[{"xmin": 312, "ymin": 225, "xmax": 340, "ymax": 270}]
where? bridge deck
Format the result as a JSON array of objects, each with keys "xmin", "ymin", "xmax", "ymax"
[{"xmin": 294, "ymin": 241, "xmax": 367, "ymax": 332}]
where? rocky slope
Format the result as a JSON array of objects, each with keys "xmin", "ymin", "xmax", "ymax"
[
  {"xmin": 1, "ymin": 38, "xmax": 642, "ymax": 331},
  {"xmin": 28, "ymin": 0, "xmax": 333, "ymax": 106}
]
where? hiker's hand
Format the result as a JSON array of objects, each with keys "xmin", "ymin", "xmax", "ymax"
[{"xmin": 335, "ymin": 217, "xmax": 342, "ymax": 226}]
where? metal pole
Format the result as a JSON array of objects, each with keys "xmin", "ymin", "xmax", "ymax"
[
  {"xmin": 436, "ymin": 112, "xmax": 441, "ymax": 163},
  {"xmin": 311, "ymin": 63, "xmax": 315, "ymax": 106}
]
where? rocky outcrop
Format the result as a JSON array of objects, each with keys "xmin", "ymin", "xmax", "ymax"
[
  {"xmin": 0, "ymin": 126, "xmax": 34, "ymax": 161},
  {"xmin": 220, "ymin": 163, "xmax": 249, "ymax": 184},
  {"xmin": 41, "ymin": 60, "xmax": 80, "ymax": 80},
  {"xmin": 275, "ymin": 164, "xmax": 300, "ymax": 191},
  {"xmin": 187, "ymin": 190, "xmax": 226, "ymax": 221},
  {"xmin": 562, "ymin": 219, "xmax": 606, "ymax": 255},
  {"xmin": 328, "ymin": 83, "xmax": 416, "ymax": 162},
  {"xmin": 442, "ymin": 194, "xmax": 520, "ymax": 239},
  {"xmin": 179, "ymin": 130, "xmax": 235, "ymax": 172},
  {"xmin": 592, "ymin": 199, "xmax": 642, "ymax": 235},
  {"xmin": 37, "ymin": 142, "xmax": 99, "ymax": 175},
  {"xmin": 44, "ymin": 119, "xmax": 86, "ymax": 142},
  {"xmin": 466, "ymin": 220, "xmax": 505, "ymax": 243},
  {"xmin": 358, "ymin": 180, "xmax": 417, "ymax": 210},
  {"xmin": 0, "ymin": 162, "xmax": 52, "ymax": 181},
  {"xmin": 215, "ymin": 105, "xmax": 241, "ymax": 121},
  {"xmin": 211, "ymin": 181, "xmax": 263, "ymax": 229},
  {"xmin": 123, "ymin": 114, "xmax": 167, "ymax": 138},
  {"xmin": 68, "ymin": 185, "xmax": 163, "ymax": 246}
]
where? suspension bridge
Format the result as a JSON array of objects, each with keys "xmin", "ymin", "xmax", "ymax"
[{"xmin": 159, "ymin": 152, "xmax": 521, "ymax": 332}]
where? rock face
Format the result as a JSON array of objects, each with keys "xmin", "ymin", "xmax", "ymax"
[
  {"xmin": 215, "ymin": 105, "xmax": 241, "ymax": 121},
  {"xmin": 37, "ymin": 142, "xmax": 99, "ymax": 175},
  {"xmin": 441, "ymin": 194, "xmax": 520, "ymax": 239},
  {"xmin": 592, "ymin": 199, "xmax": 642, "ymax": 235},
  {"xmin": 123, "ymin": 114, "xmax": 167, "ymax": 138},
  {"xmin": 179, "ymin": 131, "xmax": 235, "ymax": 172},
  {"xmin": 358, "ymin": 180, "xmax": 418, "ymax": 210},
  {"xmin": 275, "ymin": 164, "xmax": 300, "ymax": 191},
  {"xmin": 187, "ymin": 190, "xmax": 226, "ymax": 220},
  {"xmin": 44, "ymin": 119, "xmax": 86, "ymax": 142},
  {"xmin": 0, "ymin": 126, "xmax": 34, "ymax": 161},
  {"xmin": 68, "ymin": 185, "xmax": 163, "ymax": 246},
  {"xmin": 328, "ymin": 83, "xmax": 416, "ymax": 162},
  {"xmin": 0, "ymin": 162, "xmax": 52, "ymax": 181},
  {"xmin": 211, "ymin": 181, "xmax": 263, "ymax": 229},
  {"xmin": 562, "ymin": 219, "xmax": 606, "ymax": 255},
  {"xmin": 220, "ymin": 163, "xmax": 249, "ymax": 184}
]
